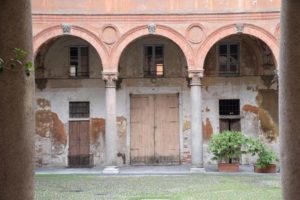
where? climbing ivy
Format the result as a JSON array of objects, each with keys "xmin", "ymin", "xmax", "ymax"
[{"xmin": 0, "ymin": 48, "xmax": 34, "ymax": 76}]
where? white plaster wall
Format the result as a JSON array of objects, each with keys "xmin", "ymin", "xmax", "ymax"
[
  {"xmin": 202, "ymin": 77, "xmax": 279, "ymax": 164},
  {"xmin": 35, "ymin": 79, "xmax": 106, "ymax": 167},
  {"xmin": 36, "ymin": 78, "xmax": 279, "ymax": 167}
]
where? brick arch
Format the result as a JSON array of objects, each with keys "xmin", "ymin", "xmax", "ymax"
[
  {"xmin": 108, "ymin": 24, "xmax": 195, "ymax": 72},
  {"xmin": 196, "ymin": 24, "xmax": 279, "ymax": 70},
  {"xmin": 33, "ymin": 25, "xmax": 109, "ymax": 67}
]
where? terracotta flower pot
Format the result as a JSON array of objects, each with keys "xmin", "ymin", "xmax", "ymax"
[
  {"xmin": 218, "ymin": 163, "xmax": 239, "ymax": 172},
  {"xmin": 254, "ymin": 164, "xmax": 276, "ymax": 173}
]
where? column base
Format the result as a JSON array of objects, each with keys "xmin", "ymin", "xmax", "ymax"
[
  {"xmin": 190, "ymin": 167, "xmax": 206, "ymax": 173},
  {"xmin": 103, "ymin": 166, "xmax": 119, "ymax": 174}
]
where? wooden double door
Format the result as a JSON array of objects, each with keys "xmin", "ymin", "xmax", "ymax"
[
  {"xmin": 68, "ymin": 121, "xmax": 93, "ymax": 167},
  {"xmin": 130, "ymin": 94, "xmax": 180, "ymax": 165}
]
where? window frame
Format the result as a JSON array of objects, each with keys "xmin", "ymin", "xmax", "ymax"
[
  {"xmin": 219, "ymin": 99, "xmax": 241, "ymax": 133},
  {"xmin": 217, "ymin": 42, "xmax": 240, "ymax": 76},
  {"xmin": 143, "ymin": 44, "xmax": 165, "ymax": 78},
  {"xmin": 69, "ymin": 46, "xmax": 89, "ymax": 78},
  {"xmin": 219, "ymin": 99, "xmax": 240, "ymax": 116},
  {"xmin": 69, "ymin": 101, "xmax": 90, "ymax": 119}
]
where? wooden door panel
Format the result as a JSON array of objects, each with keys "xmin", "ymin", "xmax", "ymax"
[
  {"xmin": 130, "ymin": 94, "xmax": 180, "ymax": 165},
  {"xmin": 219, "ymin": 119, "xmax": 229, "ymax": 132},
  {"xmin": 79, "ymin": 121, "xmax": 90, "ymax": 155},
  {"xmin": 230, "ymin": 119, "xmax": 241, "ymax": 131},
  {"xmin": 68, "ymin": 121, "xmax": 91, "ymax": 167},
  {"xmin": 219, "ymin": 119, "xmax": 241, "ymax": 132},
  {"xmin": 154, "ymin": 94, "xmax": 180, "ymax": 165},
  {"xmin": 130, "ymin": 95, "xmax": 155, "ymax": 165},
  {"xmin": 69, "ymin": 121, "xmax": 79, "ymax": 156}
]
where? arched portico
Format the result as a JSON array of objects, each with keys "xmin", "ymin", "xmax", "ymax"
[
  {"xmin": 108, "ymin": 24, "xmax": 195, "ymax": 72},
  {"xmin": 196, "ymin": 24, "xmax": 279, "ymax": 70},
  {"xmin": 110, "ymin": 27, "xmax": 204, "ymax": 168},
  {"xmin": 33, "ymin": 25, "xmax": 109, "ymax": 68}
]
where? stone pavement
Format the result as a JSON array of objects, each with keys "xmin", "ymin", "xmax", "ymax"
[{"xmin": 35, "ymin": 164, "xmax": 274, "ymax": 175}]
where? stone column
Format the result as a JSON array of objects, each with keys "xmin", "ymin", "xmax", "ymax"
[
  {"xmin": 103, "ymin": 72, "xmax": 119, "ymax": 166},
  {"xmin": 189, "ymin": 70, "xmax": 204, "ymax": 168},
  {"xmin": 0, "ymin": 0, "xmax": 34, "ymax": 200},
  {"xmin": 280, "ymin": 1, "xmax": 300, "ymax": 199}
]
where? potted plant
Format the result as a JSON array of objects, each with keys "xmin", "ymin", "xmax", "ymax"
[
  {"xmin": 208, "ymin": 131, "xmax": 247, "ymax": 172},
  {"xmin": 246, "ymin": 139, "xmax": 278, "ymax": 173}
]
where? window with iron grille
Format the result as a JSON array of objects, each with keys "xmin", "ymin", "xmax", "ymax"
[
  {"xmin": 218, "ymin": 43, "xmax": 240, "ymax": 76},
  {"xmin": 69, "ymin": 102, "xmax": 90, "ymax": 118},
  {"xmin": 69, "ymin": 46, "xmax": 89, "ymax": 77},
  {"xmin": 144, "ymin": 45, "xmax": 164, "ymax": 77},
  {"xmin": 219, "ymin": 99, "xmax": 240, "ymax": 116}
]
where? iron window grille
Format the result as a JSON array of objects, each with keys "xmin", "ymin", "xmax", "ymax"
[
  {"xmin": 69, "ymin": 102, "xmax": 90, "ymax": 118},
  {"xmin": 144, "ymin": 45, "xmax": 164, "ymax": 77},
  {"xmin": 219, "ymin": 99, "xmax": 240, "ymax": 116}
]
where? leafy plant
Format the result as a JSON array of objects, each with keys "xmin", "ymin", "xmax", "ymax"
[
  {"xmin": 246, "ymin": 138, "xmax": 278, "ymax": 168},
  {"xmin": 208, "ymin": 131, "xmax": 247, "ymax": 164},
  {"xmin": 0, "ymin": 48, "xmax": 34, "ymax": 76}
]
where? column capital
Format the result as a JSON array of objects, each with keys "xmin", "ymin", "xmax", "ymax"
[
  {"xmin": 188, "ymin": 69, "xmax": 204, "ymax": 78},
  {"xmin": 188, "ymin": 69, "xmax": 204, "ymax": 86},
  {"xmin": 102, "ymin": 72, "xmax": 119, "ymax": 88}
]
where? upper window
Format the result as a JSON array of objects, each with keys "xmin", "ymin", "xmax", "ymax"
[
  {"xmin": 218, "ymin": 43, "xmax": 239, "ymax": 76},
  {"xmin": 69, "ymin": 46, "xmax": 89, "ymax": 77},
  {"xmin": 144, "ymin": 45, "xmax": 164, "ymax": 77}
]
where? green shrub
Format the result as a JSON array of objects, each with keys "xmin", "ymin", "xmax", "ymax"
[
  {"xmin": 246, "ymin": 138, "xmax": 278, "ymax": 168},
  {"xmin": 208, "ymin": 131, "xmax": 247, "ymax": 164}
]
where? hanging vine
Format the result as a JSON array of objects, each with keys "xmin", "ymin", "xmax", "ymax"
[{"xmin": 0, "ymin": 48, "xmax": 34, "ymax": 76}]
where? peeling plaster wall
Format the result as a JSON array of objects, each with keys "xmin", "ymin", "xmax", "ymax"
[
  {"xmin": 35, "ymin": 98, "xmax": 68, "ymax": 167},
  {"xmin": 202, "ymin": 77, "xmax": 278, "ymax": 164},
  {"xmin": 203, "ymin": 35, "xmax": 278, "ymax": 165},
  {"xmin": 35, "ymin": 34, "xmax": 279, "ymax": 168},
  {"xmin": 35, "ymin": 81, "xmax": 107, "ymax": 167},
  {"xmin": 90, "ymin": 118, "xmax": 105, "ymax": 165}
]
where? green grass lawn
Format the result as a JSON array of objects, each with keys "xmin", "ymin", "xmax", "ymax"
[{"xmin": 35, "ymin": 174, "xmax": 281, "ymax": 200}]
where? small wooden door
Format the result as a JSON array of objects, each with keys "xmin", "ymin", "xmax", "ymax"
[
  {"xmin": 219, "ymin": 119, "xmax": 241, "ymax": 132},
  {"xmin": 130, "ymin": 94, "xmax": 180, "ymax": 165},
  {"xmin": 68, "ymin": 121, "xmax": 92, "ymax": 167}
]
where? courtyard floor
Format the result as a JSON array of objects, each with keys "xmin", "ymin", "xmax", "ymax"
[{"xmin": 35, "ymin": 166, "xmax": 281, "ymax": 200}]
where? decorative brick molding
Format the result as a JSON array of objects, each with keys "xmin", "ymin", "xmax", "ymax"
[
  {"xmin": 101, "ymin": 24, "xmax": 119, "ymax": 45},
  {"xmin": 186, "ymin": 23, "xmax": 205, "ymax": 44}
]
